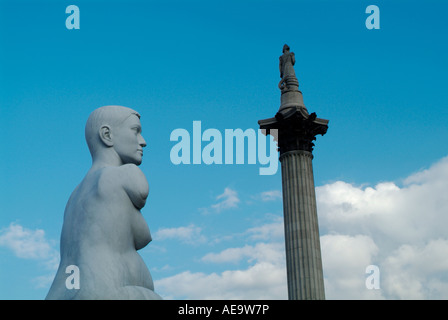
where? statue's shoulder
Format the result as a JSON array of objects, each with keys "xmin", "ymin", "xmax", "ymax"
[
  {"xmin": 96, "ymin": 165, "xmax": 148, "ymax": 208},
  {"xmin": 119, "ymin": 164, "xmax": 149, "ymax": 209},
  {"xmin": 96, "ymin": 165, "xmax": 147, "ymax": 191},
  {"xmin": 119, "ymin": 164, "xmax": 147, "ymax": 182}
]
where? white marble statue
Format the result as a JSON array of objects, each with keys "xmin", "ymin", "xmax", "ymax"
[{"xmin": 46, "ymin": 105, "xmax": 162, "ymax": 300}]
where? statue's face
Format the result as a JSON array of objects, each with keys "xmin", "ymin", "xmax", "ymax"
[{"xmin": 112, "ymin": 114, "xmax": 146, "ymax": 166}]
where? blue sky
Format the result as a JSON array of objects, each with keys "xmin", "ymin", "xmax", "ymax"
[{"xmin": 1, "ymin": 0, "xmax": 448, "ymax": 299}]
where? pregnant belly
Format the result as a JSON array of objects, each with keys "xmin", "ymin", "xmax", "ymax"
[{"xmin": 123, "ymin": 251, "xmax": 154, "ymax": 290}]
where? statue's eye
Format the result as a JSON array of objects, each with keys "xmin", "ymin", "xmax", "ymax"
[{"xmin": 132, "ymin": 126, "xmax": 141, "ymax": 134}]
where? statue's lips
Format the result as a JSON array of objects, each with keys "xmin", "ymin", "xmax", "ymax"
[{"xmin": 137, "ymin": 150, "xmax": 143, "ymax": 155}]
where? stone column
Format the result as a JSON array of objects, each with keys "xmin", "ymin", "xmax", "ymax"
[
  {"xmin": 280, "ymin": 150, "xmax": 325, "ymax": 300},
  {"xmin": 258, "ymin": 44, "xmax": 328, "ymax": 300},
  {"xmin": 259, "ymin": 108, "xmax": 328, "ymax": 300}
]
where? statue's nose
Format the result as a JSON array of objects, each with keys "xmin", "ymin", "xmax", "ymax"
[{"xmin": 139, "ymin": 135, "xmax": 147, "ymax": 148}]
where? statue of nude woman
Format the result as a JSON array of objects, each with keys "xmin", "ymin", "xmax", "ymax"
[{"xmin": 46, "ymin": 105, "xmax": 162, "ymax": 300}]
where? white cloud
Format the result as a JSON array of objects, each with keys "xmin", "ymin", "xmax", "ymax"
[
  {"xmin": 382, "ymin": 239, "xmax": 448, "ymax": 299},
  {"xmin": 157, "ymin": 155, "xmax": 448, "ymax": 300},
  {"xmin": 317, "ymin": 155, "xmax": 448, "ymax": 299},
  {"xmin": 321, "ymin": 234, "xmax": 384, "ymax": 299},
  {"xmin": 245, "ymin": 216, "xmax": 284, "ymax": 241},
  {"xmin": 201, "ymin": 242, "xmax": 285, "ymax": 265},
  {"xmin": 32, "ymin": 274, "xmax": 56, "ymax": 289},
  {"xmin": 156, "ymin": 255, "xmax": 287, "ymax": 300},
  {"xmin": 259, "ymin": 190, "xmax": 282, "ymax": 202},
  {"xmin": 209, "ymin": 187, "xmax": 240, "ymax": 213},
  {"xmin": 0, "ymin": 223, "xmax": 59, "ymax": 290},
  {"xmin": 199, "ymin": 187, "xmax": 240, "ymax": 215},
  {"xmin": 403, "ymin": 156, "xmax": 448, "ymax": 186},
  {"xmin": 156, "ymin": 211, "xmax": 287, "ymax": 300},
  {"xmin": 0, "ymin": 223, "xmax": 58, "ymax": 268},
  {"xmin": 154, "ymin": 224, "xmax": 207, "ymax": 245},
  {"xmin": 154, "ymin": 210, "xmax": 287, "ymax": 300}
]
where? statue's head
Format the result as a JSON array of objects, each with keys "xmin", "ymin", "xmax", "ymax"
[
  {"xmin": 282, "ymin": 44, "xmax": 290, "ymax": 53},
  {"xmin": 85, "ymin": 105, "xmax": 146, "ymax": 166}
]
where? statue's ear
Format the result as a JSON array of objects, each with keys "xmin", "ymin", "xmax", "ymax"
[{"xmin": 99, "ymin": 125, "xmax": 114, "ymax": 147}]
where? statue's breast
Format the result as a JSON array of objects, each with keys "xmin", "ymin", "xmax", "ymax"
[{"xmin": 131, "ymin": 208, "xmax": 151, "ymax": 250}]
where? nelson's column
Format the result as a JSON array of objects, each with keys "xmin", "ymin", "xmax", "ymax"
[{"xmin": 258, "ymin": 45, "xmax": 328, "ymax": 300}]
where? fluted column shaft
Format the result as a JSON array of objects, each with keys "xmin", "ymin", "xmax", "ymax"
[{"xmin": 280, "ymin": 150, "xmax": 325, "ymax": 300}]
